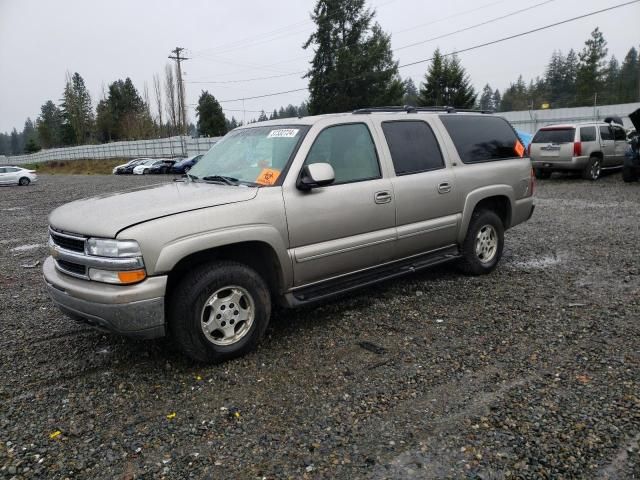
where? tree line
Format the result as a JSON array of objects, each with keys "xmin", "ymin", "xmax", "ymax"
[{"xmin": 3, "ymin": 0, "xmax": 639, "ymax": 154}]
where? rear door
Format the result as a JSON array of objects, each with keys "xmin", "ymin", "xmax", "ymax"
[
  {"xmin": 282, "ymin": 121, "xmax": 396, "ymax": 287},
  {"xmin": 0, "ymin": 167, "xmax": 7, "ymax": 184},
  {"xmin": 377, "ymin": 119, "xmax": 460, "ymax": 259},
  {"xmin": 599, "ymin": 126, "xmax": 616, "ymax": 166}
]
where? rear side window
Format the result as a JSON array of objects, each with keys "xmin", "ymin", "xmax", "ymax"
[
  {"xmin": 439, "ymin": 115, "xmax": 521, "ymax": 163},
  {"xmin": 600, "ymin": 126, "xmax": 613, "ymax": 141},
  {"xmin": 381, "ymin": 121, "xmax": 444, "ymax": 175},
  {"xmin": 532, "ymin": 128, "xmax": 575, "ymax": 144},
  {"xmin": 580, "ymin": 127, "xmax": 596, "ymax": 142}
]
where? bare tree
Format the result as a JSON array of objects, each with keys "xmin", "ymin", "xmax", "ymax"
[
  {"xmin": 153, "ymin": 73, "xmax": 163, "ymax": 136},
  {"xmin": 164, "ymin": 64, "xmax": 179, "ymax": 134}
]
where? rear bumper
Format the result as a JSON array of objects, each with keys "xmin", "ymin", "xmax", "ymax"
[
  {"xmin": 43, "ymin": 256, "xmax": 167, "ymax": 339},
  {"xmin": 511, "ymin": 197, "xmax": 535, "ymax": 227},
  {"xmin": 531, "ymin": 156, "xmax": 589, "ymax": 171}
]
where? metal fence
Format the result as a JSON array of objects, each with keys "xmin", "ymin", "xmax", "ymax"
[
  {"xmin": 499, "ymin": 102, "xmax": 640, "ymax": 134},
  {"xmin": 3, "ymin": 136, "xmax": 221, "ymax": 165}
]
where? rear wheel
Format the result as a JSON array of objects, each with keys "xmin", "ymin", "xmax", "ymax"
[
  {"xmin": 18, "ymin": 177, "xmax": 30, "ymax": 186},
  {"xmin": 534, "ymin": 169, "xmax": 551, "ymax": 179},
  {"xmin": 143, "ymin": 168, "xmax": 150, "ymax": 175},
  {"xmin": 459, "ymin": 210, "xmax": 504, "ymax": 275},
  {"xmin": 622, "ymin": 165, "xmax": 638, "ymax": 183},
  {"xmin": 168, "ymin": 261, "xmax": 271, "ymax": 363},
  {"xmin": 582, "ymin": 156, "xmax": 601, "ymax": 180}
]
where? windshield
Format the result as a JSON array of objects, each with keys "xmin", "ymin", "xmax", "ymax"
[{"xmin": 188, "ymin": 125, "xmax": 309, "ymax": 186}]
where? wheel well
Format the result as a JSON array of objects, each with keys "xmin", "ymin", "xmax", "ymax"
[
  {"xmin": 590, "ymin": 151, "xmax": 603, "ymax": 159},
  {"xmin": 473, "ymin": 196, "xmax": 511, "ymax": 229},
  {"xmin": 166, "ymin": 241, "xmax": 284, "ymax": 298}
]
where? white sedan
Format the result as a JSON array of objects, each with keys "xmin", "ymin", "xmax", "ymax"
[
  {"xmin": 132, "ymin": 159, "xmax": 160, "ymax": 175},
  {"xmin": 0, "ymin": 166, "xmax": 37, "ymax": 186}
]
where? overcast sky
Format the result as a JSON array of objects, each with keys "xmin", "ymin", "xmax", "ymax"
[{"xmin": 0, "ymin": 0, "xmax": 638, "ymax": 133}]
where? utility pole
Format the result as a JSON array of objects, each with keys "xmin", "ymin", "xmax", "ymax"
[{"xmin": 169, "ymin": 47, "xmax": 189, "ymax": 135}]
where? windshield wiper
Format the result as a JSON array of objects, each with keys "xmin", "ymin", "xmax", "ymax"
[
  {"xmin": 185, "ymin": 173, "xmax": 198, "ymax": 182},
  {"xmin": 201, "ymin": 175, "xmax": 240, "ymax": 185}
]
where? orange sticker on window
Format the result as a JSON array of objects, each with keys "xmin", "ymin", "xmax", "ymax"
[
  {"xmin": 514, "ymin": 140, "xmax": 525, "ymax": 158},
  {"xmin": 256, "ymin": 168, "xmax": 280, "ymax": 185}
]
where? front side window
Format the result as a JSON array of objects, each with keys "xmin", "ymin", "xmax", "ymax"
[
  {"xmin": 189, "ymin": 125, "xmax": 309, "ymax": 186},
  {"xmin": 304, "ymin": 123, "xmax": 380, "ymax": 184},
  {"xmin": 580, "ymin": 127, "xmax": 596, "ymax": 142},
  {"xmin": 613, "ymin": 127, "xmax": 626, "ymax": 141},
  {"xmin": 440, "ymin": 115, "xmax": 522, "ymax": 163},
  {"xmin": 600, "ymin": 126, "xmax": 613, "ymax": 141},
  {"xmin": 382, "ymin": 121, "xmax": 444, "ymax": 175}
]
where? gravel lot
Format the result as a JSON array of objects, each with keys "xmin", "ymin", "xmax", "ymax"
[{"xmin": 1, "ymin": 173, "xmax": 639, "ymax": 479}]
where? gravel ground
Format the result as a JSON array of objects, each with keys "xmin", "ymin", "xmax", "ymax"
[{"xmin": 0, "ymin": 173, "xmax": 639, "ymax": 479}]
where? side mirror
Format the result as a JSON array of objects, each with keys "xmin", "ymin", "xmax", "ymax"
[{"xmin": 297, "ymin": 163, "xmax": 335, "ymax": 190}]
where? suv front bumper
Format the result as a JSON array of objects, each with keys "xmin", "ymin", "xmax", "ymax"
[{"xmin": 43, "ymin": 256, "xmax": 167, "ymax": 339}]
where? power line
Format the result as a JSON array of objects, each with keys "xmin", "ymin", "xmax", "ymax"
[
  {"xmin": 185, "ymin": 0, "xmax": 553, "ymax": 86},
  {"xmin": 213, "ymin": 0, "xmax": 640, "ymax": 103}
]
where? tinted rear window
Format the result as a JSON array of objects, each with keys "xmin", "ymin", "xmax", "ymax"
[
  {"xmin": 381, "ymin": 121, "xmax": 444, "ymax": 175},
  {"xmin": 580, "ymin": 127, "xmax": 596, "ymax": 142},
  {"xmin": 439, "ymin": 115, "xmax": 521, "ymax": 163},
  {"xmin": 532, "ymin": 128, "xmax": 575, "ymax": 144},
  {"xmin": 599, "ymin": 126, "xmax": 613, "ymax": 141}
]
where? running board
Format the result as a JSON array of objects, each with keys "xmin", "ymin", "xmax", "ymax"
[{"xmin": 284, "ymin": 246, "xmax": 460, "ymax": 307}]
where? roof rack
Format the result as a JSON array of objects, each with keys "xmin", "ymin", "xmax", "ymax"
[{"xmin": 352, "ymin": 105, "xmax": 493, "ymax": 114}]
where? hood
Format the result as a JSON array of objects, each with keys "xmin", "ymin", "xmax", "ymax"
[
  {"xmin": 629, "ymin": 108, "xmax": 640, "ymax": 132},
  {"xmin": 49, "ymin": 181, "xmax": 258, "ymax": 238}
]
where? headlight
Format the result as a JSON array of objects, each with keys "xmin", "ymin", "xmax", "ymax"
[{"xmin": 86, "ymin": 238, "xmax": 142, "ymax": 258}]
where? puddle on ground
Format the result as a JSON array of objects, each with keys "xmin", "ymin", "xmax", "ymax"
[
  {"xmin": 11, "ymin": 244, "xmax": 44, "ymax": 252},
  {"xmin": 1, "ymin": 207, "xmax": 26, "ymax": 211},
  {"xmin": 511, "ymin": 254, "xmax": 563, "ymax": 269}
]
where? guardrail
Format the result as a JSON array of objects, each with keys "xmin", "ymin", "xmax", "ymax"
[{"xmin": 2, "ymin": 136, "xmax": 221, "ymax": 165}]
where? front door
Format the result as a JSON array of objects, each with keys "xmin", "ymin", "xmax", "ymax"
[
  {"xmin": 599, "ymin": 126, "xmax": 616, "ymax": 166},
  {"xmin": 283, "ymin": 122, "xmax": 396, "ymax": 287}
]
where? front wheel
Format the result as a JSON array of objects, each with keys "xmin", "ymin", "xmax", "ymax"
[
  {"xmin": 168, "ymin": 261, "xmax": 271, "ymax": 363},
  {"xmin": 458, "ymin": 210, "xmax": 504, "ymax": 275},
  {"xmin": 18, "ymin": 177, "xmax": 30, "ymax": 186},
  {"xmin": 582, "ymin": 157, "xmax": 601, "ymax": 180}
]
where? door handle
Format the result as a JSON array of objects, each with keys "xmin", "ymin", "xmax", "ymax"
[
  {"xmin": 374, "ymin": 191, "xmax": 392, "ymax": 204},
  {"xmin": 438, "ymin": 182, "xmax": 452, "ymax": 194}
]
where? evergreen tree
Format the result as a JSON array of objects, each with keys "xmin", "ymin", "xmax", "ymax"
[
  {"xmin": 418, "ymin": 51, "xmax": 476, "ymax": 108},
  {"xmin": 270, "ymin": 109, "xmax": 278, "ymax": 120},
  {"xmin": 257, "ymin": 110, "xmax": 268, "ymax": 122},
  {"xmin": 60, "ymin": 72, "xmax": 94, "ymax": 145},
  {"xmin": 562, "ymin": 49, "xmax": 579, "ymax": 106},
  {"xmin": 303, "ymin": 0, "xmax": 403, "ymax": 114},
  {"xmin": 603, "ymin": 56, "xmax": 621, "ymax": 104},
  {"xmin": 478, "ymin": 84, "xmax": 494, "ymax": 111},
  {"xmin": 402, "ymin": 78, "xmax": 418, "ymax": 106},
  {"xmin": 417, "ymin": 49, "xmax": 447, "ymax": 106},
  {"xmin": 298, "ymin": 101, "xmax": 309, "ymax": 117},
  {"xmin": 545, "ymin": 50, "xmax": 565, "ymax": 107},
  {"xmin": 96, "ymin": 78, "xmax": 153, "ymax": 141},
  {"xmin": 492, "ymin": 89, "xmax": 502, "ymax": 112},
  {"xmin": 37, "ymin": 100, "xmax": 63, "ymax": 148},
  {"xmin": 10, "ymin": 128, "xmax": 20, "ymax": 154},
  {"xmin": 225, "ymin": 117, "xmax": 240, "ymax": 131},
  {"xmin": 575, "ymin": 28, "xmax": 608, "ymax": 105},
  {"xmin": 196, "ymin": 91, "xmax": 226, "ymax": 136},
  {"xmin": 500, "ymin": 76, "xmax": 528, "ymax": 111},
  {"xmin": 619, "ymin": 47, "xmax": 639, "ymax": 103},
  {"xmin": 24, "ymin": 137, "xmax": 41, "ymax": 153},
  {"xmin": 22, "ymin": 118, "xmax": 38, "ymax": 152}
]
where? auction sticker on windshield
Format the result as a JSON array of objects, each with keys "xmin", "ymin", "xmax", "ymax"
[
  {"xmin": 267, "ymin": 129, "xmax": 299, "ymax": 138},
  {"xmin": 256, "ymin": 168, "xmax": 281, "ymax": 185}
]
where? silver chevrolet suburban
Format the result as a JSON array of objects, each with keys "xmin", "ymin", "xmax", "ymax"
[{"xmin": 44, "ymin": 107, "xmax": 535, "ymax": 362}]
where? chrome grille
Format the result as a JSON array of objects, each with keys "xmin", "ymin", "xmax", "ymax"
[
  {"xmin": 56, "ymin": 259, "xmax": 87, "ymax": 276},
  {"xmin": 49, "ymin": 229, "xmax": 85, "ymax": 253}
]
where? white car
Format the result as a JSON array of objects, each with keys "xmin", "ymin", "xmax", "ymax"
[
  {"xmin": 132, "ymin": 159, "xmax": 160, "ymax": 175},
  {"xmin": 112, "ymin": 158, "xmax": 151, "ymax": 175},
  {"xmin": 0, "ymin": 166, "xmax": 37, "ymax": 186}
]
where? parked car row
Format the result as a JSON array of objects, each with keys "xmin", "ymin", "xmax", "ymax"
[{"xmin": 113, "ymin": 155, "xmax": 203, "ymax": 175}]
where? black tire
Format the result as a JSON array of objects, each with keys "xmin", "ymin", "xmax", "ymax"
[
  {"xmin": 535, "ymin": 169, "xmax": 552, "ymax": 180},
  {"xmin": 622, "ymin": 165, "xmax": 638, "ymax": 183},
  {"xmin": 143, "ymin": 169, "xmax": 149, "ymax": 175},
  {"xmin": 458, "ymin": 210, "xmax": 504, "ymax": 275},
  {"xmin": 18, "ymin": 177, "xmax": 30, "ymax": 186},
  {"xmin": 168, "ymin": 261, "xmax": 271, "ymax": 363},
  {"xmin": 582, "ymin": 156, "xmax": 601, "ymax": 180}
]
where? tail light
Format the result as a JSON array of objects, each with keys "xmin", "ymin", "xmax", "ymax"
[{"xmin": 573, "ymin": 142, "xmax": 582, "ymax": 156}]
